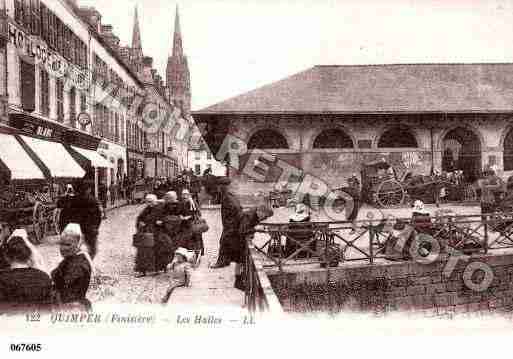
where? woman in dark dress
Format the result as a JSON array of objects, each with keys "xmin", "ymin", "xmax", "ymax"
[
  {"xmin": 154, "ymin": 192, "xmax": 183, "ymax": 272},
  {"xmin": 284, "ymin": 203, "xmax": 314, "ymax": 259},
  {"xmin": 181, "ymin": 189, "xmax": 204, "ymax": 256},
  {"xmin": 134, "ymin": 194, "xmax": 161, "ymax": 277},
  {"xmin": 209, "ymin": 178, "xmax": 243, "ymax": 268},
  {"xmin": 0, "ymin": 233, "xmax": 54, "ymax": 313},
  {"xmin": 52, "ymin": 223, "xmax": 93, "ymax": 311}
]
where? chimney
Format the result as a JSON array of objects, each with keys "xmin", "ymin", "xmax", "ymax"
[
  {"xmin": 101, "ymin": 24, "xmax": 113, "ymax": 34},
  {"xmin": 65, "ymin": 0, "xmax": 78, "ymax": 10},
  {"xmin": 143, "ymin": 56, "xmax": 153, "ymax": 67},
  {"xmin": 101, "ymin": 25, "xmax": 120, "ymax": 52},
  {"xmin": 78, "ymin": 7, "xmax": 102, "ymax": 33}
]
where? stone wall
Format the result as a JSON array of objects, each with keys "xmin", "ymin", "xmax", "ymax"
[{"xmin": 267, "ymin": 252, "xmax": 513, "ymax": 317}]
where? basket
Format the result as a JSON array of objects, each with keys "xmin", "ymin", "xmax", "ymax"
[{"xmin": 132, "ymin": 232, "xmax": 155, "ymax": 248}]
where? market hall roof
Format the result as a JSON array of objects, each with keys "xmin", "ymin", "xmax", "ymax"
[{"xmin": 195, "ymin": 63, "xmax": 513, "ymax": 114}]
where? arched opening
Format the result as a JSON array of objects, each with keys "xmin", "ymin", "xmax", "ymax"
[
  {"xmin": 313, "ymin": 128, "xmax": 354, "ymax": 149},
  {"xmin": 504, "ymin": 127, "xmax": 513, "ymax": 171},
  {"xmin": 378, "ymin": 126, "xmax": 418, "ymax": 148},
  {"xmin": 247, "ymin": 129, "xmax": 289, "ymax": 149},
  {"xmin": 442, "ymin": 127, "xmax": 482, "ymax": 182}
]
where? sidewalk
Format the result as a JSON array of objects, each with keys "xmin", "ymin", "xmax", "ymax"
[{"xmin": 104, "ymin": 198, "xmax": 131, "ymax": 213}]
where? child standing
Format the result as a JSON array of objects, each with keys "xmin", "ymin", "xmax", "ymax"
[{"xmin": 161, "ymin": 247, "xmax": 195, "ymax": 304}]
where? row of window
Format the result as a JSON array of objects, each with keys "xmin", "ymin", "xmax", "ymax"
[
  {"xmin": 194, "ymin": 151, "xmax": 212, "ymax": 160},
  {"xmin": 92, "ymin": 103, "xmax": 126, "ymax": 144},
  {"xmin": 126, "ymin": 119, "xmax": 145, "ymax": 151},
  {"xmin": 93, "ymin": 54, "xmax": 140, "ymax": 109},
  {"xmin": 37, "ymin": 68, "xmax": 85, "ymax": 129},
  {"xmin": 14, "ymin": 0, "xmax": 88, "ymax": 69}
]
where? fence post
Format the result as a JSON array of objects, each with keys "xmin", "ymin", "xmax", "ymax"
[
  {"xmin": 483, "ymin": 217, "xmax": 489, "ymax": 254},
  {"xmin": 324, "ymin": 228, "xmax": 330, "ymax": 312},
  {"xmin": 369, "ymin": 224, "xmax": 374, "ymax": 265}
]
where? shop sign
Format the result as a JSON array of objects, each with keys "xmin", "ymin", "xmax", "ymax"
[
  {"xmin": 7, "ymin": 23, "xmax": 88, "ymax": 90},
  {"xmin": 9, "ymin": 114, "xmax": 65, "ymax": 140}
]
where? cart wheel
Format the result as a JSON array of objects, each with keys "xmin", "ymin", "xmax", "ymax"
[
  {"xmin": 31, "ymin": 201, "xmax": 45, "ymax": 244},
  {"xmin": 376, "ymin": 180, "xmax": 405, "ymax": 208},
  {"xmin": 53, "ymin": 208, "xmax": 62, "ymax": 235},
  {"xmin": 462, "ymin": 184, "xmax": 477, "ymax": 202}
]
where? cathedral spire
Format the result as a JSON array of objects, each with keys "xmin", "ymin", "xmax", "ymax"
[
  {"xmin": 167, "ymin": 4, "xmax": 191, "ymax": 114},
  {"xmin": 132, "ymin": 5, "xmax": 142, "ymax": 50},
  {"xmin": 172, "ymin": 5, "xmax": 183, "ymax": 57}
]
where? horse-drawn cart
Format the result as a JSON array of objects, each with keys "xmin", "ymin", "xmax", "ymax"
[
  {"xmin": 0, "ymin": 189, "xmax": 58, "ymax": 244},
  {"xmin": 360, "ymin": 160, "xmax": 478, "ymax": 208},
  {"xmin": 360, "ymin": 160, "xmax": 407, "ymax": 208}
]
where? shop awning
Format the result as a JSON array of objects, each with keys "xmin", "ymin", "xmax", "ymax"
[
  {"xmin": 20, "ymin": 135, "xmax": 85, "ymax": 179},
  {"xmin": 0, "ymin": 134, "xmax": 46, "ymax": 180},
  {"xmin": 71, "ymin": 146, "xmax": 113, "ymax": 168}
]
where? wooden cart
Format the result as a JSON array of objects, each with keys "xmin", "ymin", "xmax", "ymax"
[{"xmin": 0, "ymin": 190, "xmax": 58, "ymax": 244}]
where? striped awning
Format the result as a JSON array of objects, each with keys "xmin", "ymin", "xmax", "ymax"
[
  {"xmin": 0, "ymin": 133, "xmax": 45, "ymax": 180},
  {"xmin": 71, "ymin": 146, "xmax": 113, "ymax": 168},
  {"xmin": 20, "ymin": 135, "xmax": 85, "ymax": 179}
]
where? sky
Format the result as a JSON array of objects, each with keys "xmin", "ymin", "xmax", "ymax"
[{"xmin": 80, "ymin": 0, "xmax": 513, "ymax": 111}]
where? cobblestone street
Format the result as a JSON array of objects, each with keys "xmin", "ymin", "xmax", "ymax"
[{"xmin": 37, "ymin": 205, "xmax": 245, "ymax": 308}]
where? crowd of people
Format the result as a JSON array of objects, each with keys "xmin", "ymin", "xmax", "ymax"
[
  {"xmin": 133, "ymin": 174, "xmax": 273, "ymax": 298},
  {"xmin": 0, "ymin": 178, "xmax": 102, "ymax": 314},
  {"xmin": 0, "ymin": 224, "xmax": 93, "ymax": 313},
  {"xmin": 133, "ymin": 188, "xmax": 204, "ymax": 278}
]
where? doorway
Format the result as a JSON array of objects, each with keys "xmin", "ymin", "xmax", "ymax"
[{"xmin": 442, "ymin": 127, "xmax": 482, "ymax": 182}]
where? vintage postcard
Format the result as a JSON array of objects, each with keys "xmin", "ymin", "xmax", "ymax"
[{"xmin": 1, "ymin": 0, "xmax": 513, "ymax": 356}]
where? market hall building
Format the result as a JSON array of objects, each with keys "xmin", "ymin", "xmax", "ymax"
[{"xmin": 194, "ymin": 64, "xmax": 513, "ymax": 200}]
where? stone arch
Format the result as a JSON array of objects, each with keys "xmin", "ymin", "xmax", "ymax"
[
  {"xmin": 247, "ymin": 128, "xmax": 289, "ymax": 150},
  {"xmin": 310, "ymin": 126, "xmax": 355, "ymax": 149},
  {"xmin": 439, "ymin": 125, "xmax": 483, "ymax": 182},
  {"xmin": 377, "ymin": 124, "xmax": 419, "ymax": 148}
]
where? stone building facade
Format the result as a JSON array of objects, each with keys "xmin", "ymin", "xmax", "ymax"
[
  {"xmin": 194, "ymin": 64, "xmax": 513, "ymax": 199},
  {"xmin": 0, "ymin": 0, "xmax": 145, "ymax": 198}
]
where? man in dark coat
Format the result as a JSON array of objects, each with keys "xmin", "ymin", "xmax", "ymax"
[
  {"xmin": 236, "ymin": 205, "xmax": 273, "ymax": 290},
  {"xmin": 58, "ymin": 180, "xmax": 102, "ymax": 259},
  {"xmin": 190, "ymin": 174, "xmax": 202, "ymax": 206},
  {"xmin": 0, "ymin": 220, "xmax": 13, "ymax": 271},
  {"xmin": 209, "ymin": 177, "xmax": 243, "ymax": 269}
]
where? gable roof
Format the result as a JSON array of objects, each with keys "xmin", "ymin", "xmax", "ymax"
[{"xmin": 195, "ymin": 63, "xmax": 513, "ymax": 114}]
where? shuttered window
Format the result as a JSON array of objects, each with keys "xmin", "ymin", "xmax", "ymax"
[
  {"xmin": 102, "ymin": 106, "xmax": 109, "ymax": 138},
  {"xmin": 120, "ymin": 116, "xmax": 125, "ymax": 145},
  {"xmin": 14, "ymin": 0, "xmax": 23, "ymax": 25},
  {"xmin": 40, "ymin": 3, "xmax": 48, "ymax": 43},
  {"xmin": 56, "ymin": 79, "xmax": 64, "ymax": 122},
  {"xmin": 20, "ymin": 60, "xmax": 36, "ymax": 112},
  {"xmin": 115, "ymin": 113, "xmax": 120, "ymax": 143},
  {"xmin": 40, "ymin": 69, "xmax": 49, "ymax": 117},
  {"xmin": 80, "ymin": 93, "xmax": 87, "ymax": 130},
  {"xmin": 69, "ymin": 87, "xmax": 76, "ymax": 128}
]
